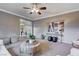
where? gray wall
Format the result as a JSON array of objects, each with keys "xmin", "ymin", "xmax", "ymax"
[
  {"xmin": 0, "ymin": 11, "xmax": 20, "ymax": 44},
  {"xmin": 34, "ymin": 11, "xmax": 79, "ymax": 44},
  {"xmin": 64, "ymin": 12, "xmax": 79, "ymax": 43}
]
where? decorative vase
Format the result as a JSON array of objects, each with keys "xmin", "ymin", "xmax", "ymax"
[{"xmin": 29, "ymin": 40, "xmax": 33, "ymax": 44}]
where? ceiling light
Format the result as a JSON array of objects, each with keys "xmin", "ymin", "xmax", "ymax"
[{"xmin": 36, "ymin": 9, "xmax": 39, "ymax": 13}]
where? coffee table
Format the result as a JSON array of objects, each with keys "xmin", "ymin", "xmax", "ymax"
[{"xmin": 20, "ymin": 40, "xmax": 40, "ymax": 56}]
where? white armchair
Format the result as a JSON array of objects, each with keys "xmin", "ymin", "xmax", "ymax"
[
  {"xmin": 69, "ymin": 48, "xmax": 79, "ymax": 56},
  {"xmin": 72, "ymin": 40, "xmax": 79, "ymax": 48}
]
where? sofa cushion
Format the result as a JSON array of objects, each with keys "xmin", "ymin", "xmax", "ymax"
[{"xmin": 0, "ymin": 39, "xmax": 3, "ymax": 45}]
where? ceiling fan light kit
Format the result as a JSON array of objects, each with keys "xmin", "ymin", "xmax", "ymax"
[{"xmin": 23, "ymin": 3, "xmax": 46, "ymax": 15}]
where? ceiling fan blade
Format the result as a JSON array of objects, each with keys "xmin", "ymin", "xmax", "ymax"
[
  {"xmin": 30, "ymin": 12, "xmax": 32, "ymax": 14},
  {"xmin": 37, "ymin": 12, "xmax": 41, "ymax": 15},
  {"xmin": 39, "ymin": 7, "xmax": 46, "ymax": 10},
  {"xmin": 23, "ymin": 7, "xmax": 31, "ymax": 9}
]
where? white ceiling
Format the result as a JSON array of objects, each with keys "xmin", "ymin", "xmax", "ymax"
[{"xmin": 0, "ymin": 3, "xmax": 79, "ymax": 21}]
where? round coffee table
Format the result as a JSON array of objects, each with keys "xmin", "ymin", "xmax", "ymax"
[{"xmin": 20, "ymin": 40, "xmax": 40, "ymax": 56}]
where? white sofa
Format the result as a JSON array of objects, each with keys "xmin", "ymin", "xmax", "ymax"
[
  {"xmin": 0, "ymin": 40, "xmax": 11, "ymax": 56},
  {"xmin": 68, "ymin": 40, "xmax": 79, "ymax": 56}
]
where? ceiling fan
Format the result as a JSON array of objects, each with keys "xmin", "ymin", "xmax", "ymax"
[{"xmin": 23, "ymin": 3, "xmax": 46, "ymax": 15}]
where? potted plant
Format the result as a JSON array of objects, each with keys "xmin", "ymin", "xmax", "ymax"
[{"xmin": 29, "ymin": 33, "xmax": 36, "ymax": 44}]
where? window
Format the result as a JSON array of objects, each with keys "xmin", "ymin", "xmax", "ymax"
[{"xmin": 20, "ymin": 19, "xmax": 32, "ymax": 38}]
